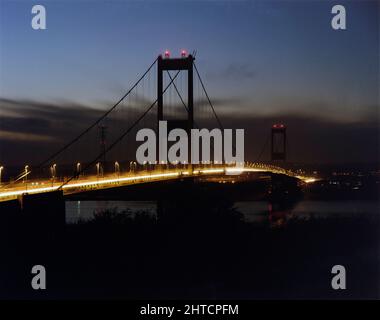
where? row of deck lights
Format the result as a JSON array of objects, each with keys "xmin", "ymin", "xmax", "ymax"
[{"xmin": 0, "ymin": 161, "xmax": 248, "ymax": 186}]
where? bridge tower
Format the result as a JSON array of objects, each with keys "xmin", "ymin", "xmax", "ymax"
[
  {"xmin": 271, "ymin": 124, "xmax": 286, "ymax": 161},
  {"xmin": 157, "ymin": 53, "xmax": 194, "ymax": 165}
]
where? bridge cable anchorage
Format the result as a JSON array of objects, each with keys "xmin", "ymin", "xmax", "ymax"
[
  {"xmin": 58, "ymin": 70, "xmax": 182, "ymax": 190},
  {"xmin": 37, "ymin": 57, "xmax": 158, "ymax": 170}
]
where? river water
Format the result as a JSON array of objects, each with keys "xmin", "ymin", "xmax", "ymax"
[{"xmin": 65, "ymin": 200, "xmax": 380, "ymax": 224}]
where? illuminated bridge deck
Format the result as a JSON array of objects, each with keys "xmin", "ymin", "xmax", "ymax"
[{"xmin": 0, "ymin": 165, "xmax": 316, "ymax": 202}]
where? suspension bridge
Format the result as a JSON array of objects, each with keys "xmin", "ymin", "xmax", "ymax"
[{"xmin": 0, "ymin": 52, "xmax": 316, "ymax": 203}]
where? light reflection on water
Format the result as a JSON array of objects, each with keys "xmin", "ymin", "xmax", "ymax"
[{"xmin": 65, "ymin": 200, "xmax": 379, "ymax": 224}]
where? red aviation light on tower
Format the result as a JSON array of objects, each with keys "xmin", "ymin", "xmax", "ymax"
[
  {"xmin": 180, "ymin": 49, "xmax": 187, "ymax": 58},
  {"xmin": 164, "ymin": 50, "xmax": 170, "ymax": 59}
]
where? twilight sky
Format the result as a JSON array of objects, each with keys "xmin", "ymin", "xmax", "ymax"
[{"xmin": 0, "ymin": 0, "xmax": 379, "ymax": 166}]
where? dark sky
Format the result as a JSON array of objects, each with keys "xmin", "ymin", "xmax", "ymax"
[{"xmin": 0, "ymin": 0, "xmax": 379, "ymax": 166}]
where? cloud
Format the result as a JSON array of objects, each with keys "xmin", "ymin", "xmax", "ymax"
[
  {"xmin": 0, "ymin": 130, "xmax": 57, "ymax": 142},
  {"xmin": 212, "ymin": 96, "xmax": 379, "ymax": 125},
  {"xmin": 0, "ymin": 97, "xmax": 378, "ymax": 166}
]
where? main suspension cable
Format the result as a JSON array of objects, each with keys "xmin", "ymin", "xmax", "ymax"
[
  {"xmin": 38, "ymin": 57, "xmax": 158, "ymax": 169},
  {"xmin": 58, "ymin": 70, "xmax": 181, "ymax": 190}
]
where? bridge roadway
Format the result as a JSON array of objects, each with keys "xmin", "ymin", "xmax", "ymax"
[{"xmin": 0, "ymin": 164, "xmax": 316, "ymax": 202}]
